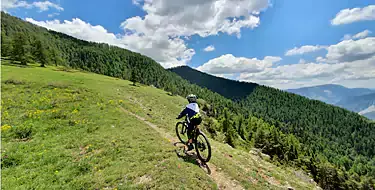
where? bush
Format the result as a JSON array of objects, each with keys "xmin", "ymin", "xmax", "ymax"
[
  {"xmin": 4, "ymin": 79, "xmax": 25, "ymax": 85},
  {"xmin": 46, "ymin": 82, "xmax": 69, "ymax": 89},
  {"xmin": 11, "ymin": 123, "xmax": 33, "ymax": 139},
  {"xmin": 1, "ymin": 154, "xmax": 20, "ymax": 168}
]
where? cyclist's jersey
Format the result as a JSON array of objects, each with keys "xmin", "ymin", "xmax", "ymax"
[{"xmin": 177, "ymin": 103, "xmax": 200, "ymax": 119}]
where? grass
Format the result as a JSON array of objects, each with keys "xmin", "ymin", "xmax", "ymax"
[{"xmin": 1, "ymin": 62, "xmax": 318, "ymax": 189}]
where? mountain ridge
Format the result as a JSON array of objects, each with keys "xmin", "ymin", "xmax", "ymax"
[{"xmin": 287, "ymin": 84, "xmax": 373, "ymax": 105}]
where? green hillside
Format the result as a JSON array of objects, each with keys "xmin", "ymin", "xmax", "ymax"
[
  {"xmin": 169, "ymin": 66, "xmax": 258, "ymax": 100},
  {"xmin": 1, "ymin": 63, "xmax": 321, "ymax": 189},
  {"xmin": 170, "ymin": 66, "xmax": 375, "ymax": 188},
  {"xmin": 1, "ymin": 11, "xmax": 375, "ymax": 189}
]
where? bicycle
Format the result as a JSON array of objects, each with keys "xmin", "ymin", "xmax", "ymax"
[{"xmin": 175, "ymin": 114, "xmax": 212, "ymax": 163}]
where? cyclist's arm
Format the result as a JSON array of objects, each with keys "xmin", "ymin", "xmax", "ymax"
[{"xmin": 176, "ymin": 107, "xmax": 188, "ymax": 119}]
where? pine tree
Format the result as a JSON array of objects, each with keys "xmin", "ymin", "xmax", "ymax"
[
  {"xmin": 1, "ymin": 29, "xmax": 11, "ymax": 57},
  {"xmin": 49, "ymin": 47, "xmax": 62, "ymax": 66},
  {"xmin": 130, "ymin": 69, "xmax": 138, "ymax": 86},
  {"xmin": 11, "ymin": 32, "xmax": 29, "ymax": 65},
  {"xmin": 32, "ymin": 39, "xmax": 48, "ymax": 67}
]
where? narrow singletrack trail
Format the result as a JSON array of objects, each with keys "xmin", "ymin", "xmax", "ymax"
[{"xmin": 119, "ymin": 106, "xmax": 244, "ymax": 190}]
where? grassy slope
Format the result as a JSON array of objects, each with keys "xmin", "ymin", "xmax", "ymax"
[{"xmin": 1, "ymin": 63, "xmax": 318, "ymax": 190}]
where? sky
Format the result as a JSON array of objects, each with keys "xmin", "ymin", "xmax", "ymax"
[{"xmin": 2, "ymin": 0, "xmax": 375, "ymax": 89}]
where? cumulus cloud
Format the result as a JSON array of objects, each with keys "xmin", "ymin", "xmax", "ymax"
[
  {"xmin": 26, "ymin": 18, "xmax": 195, "ymax": 68},
  {"xmin": 285, "ymin": 45, "xmax": 327, "ymax": 56},
  {"xmin": 25, "ymin": 0, "xmax": 271, "ymax": 68},
  {"xmin": 331, "ymin": 5, "xmax": 375, "ymax": 25},
  {"xmin": 197, "ymin": 36, "xmax": 375, "ymax": 89},
  {"xmin": 325, "ymin": 37, "xmax": 375, "ymax": 63},
  {"xmin": 238, "ymin": 56, "xmax": 375, "ymax": 89},
  {"xmin": 197, "ymin": 54, "xmax": 281, "ymax": 74},
  {"xmin": 239, "ymin": 37, "xmax": 375, "ymax": 89},
  {"xmin": 342, "ymin": 29, "xmax": 372, "ymax": 41},
  {"xmin": 1, "ymin": 0, "xmax": 63, "ymax": 12},
  {"xmin": 122, "ymin": 0, "xmax": 270, "ymax": 38},
  {"xmin": 203, "ymin": 45, "xmax": 215, "ymax": 52}
]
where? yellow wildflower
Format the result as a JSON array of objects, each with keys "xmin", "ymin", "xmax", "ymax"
[
  {"xmin": 72, "ymin": 109, "xmax": 79, "ymax": 114},
  {"xmin": 1, "ymin": 124, "xmax": 11, "ymax": 132}
]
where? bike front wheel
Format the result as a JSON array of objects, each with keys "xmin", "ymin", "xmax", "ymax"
[
  {"xmin": 195, "ymin": 132, "xmax": 212, "ymax": 162},
  {"xmin": 176, "ymin": 122, "xmax": 189, "ymax": 144}
]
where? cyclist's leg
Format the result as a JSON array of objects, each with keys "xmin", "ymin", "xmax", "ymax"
[
  {"xmin": 185, "ymin": 122, "xmax": 195, "ymax": 151},
  {"xmin": 187, "ymin": 122, "xmax": 194, "ymax": 143}
]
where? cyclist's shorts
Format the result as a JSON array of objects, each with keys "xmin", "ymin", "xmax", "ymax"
[{"xmin": 190, "ymin": 113, "xmax": 202, "ymax": 126}]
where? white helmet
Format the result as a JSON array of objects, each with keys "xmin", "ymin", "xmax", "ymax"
[{"xmin": 186, "ymin": 94, "xmax": 197, "ymax": 103}]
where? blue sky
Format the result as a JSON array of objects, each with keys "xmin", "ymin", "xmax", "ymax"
[{"xmin": 2, "ymin": 0, "xmax": 375, "ymax": 89}]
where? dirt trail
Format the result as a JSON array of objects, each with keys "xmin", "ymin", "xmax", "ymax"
[{"xmin": 119, "ymin": 107, "xmax": 244, "ymax": 190}]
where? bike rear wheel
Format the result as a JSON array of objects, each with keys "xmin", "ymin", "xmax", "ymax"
[
  {"xmin": 176, "ymin": 122, "xmax": 189, "ymax": 144},
  {"xmin": 195, "ymin": 132, "xmax": 212, "ymax": 162}
]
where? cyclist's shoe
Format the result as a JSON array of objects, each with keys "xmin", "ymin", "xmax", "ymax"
[{"xmin": 186, "ymin": 143, "xmax": 194, "ymax": 151}]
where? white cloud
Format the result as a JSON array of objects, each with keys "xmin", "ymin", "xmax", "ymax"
[
  {"xmin": 48, "ymin": 12, "xmax": 60, "ymax": 18},
  {"xmin": 203, "ymin": 45, "xmax": 215, "ymax": 52},
  {"xmin": 342, "ymin": 29, "xmax": 372, "ymax": 40},
  {"xmin": 25, "ymin": 18, "xmax": 195, "ymax": 68},
  {"xmin": 299, "ymin": 59, "xmax": 306, "ymax": 64},
  {"xmin": 122, "ymin": 0, "xmax": 270, "ymax": 38},
  {"xmin": 195, "ymin": 36, "xmax": 375, "ymax": 89},
  {"xmin": 197, "ymin": 54, "xmax": 281, "ymax": 74},
  {"xmin": 238, "ymin": 56, "xmax": 375, "ymax": 89},
  {"xmin": 25, "ymin": 0, "xmax": 271, "ymax": 68},
  {"xmin": 331, "ymin": 5, "xmax": 375, "ymax": 25},
  {"xmin": 33, "ymin": 1, "xmax": 63, "ymax": 12},
  {"xmin": 285, "ymin": 45, "xmax": 327, "ymax": 56},
  {"xmin": 238, "ymin": 37, "xmax": 375, "ymax": 89},
  {"xmin": 325, "ymin": 37, "xmax": 375, "ymax": 63},
  {"xmin": 1, "ymin": 0, "xmax": 63, "ymax": 12},
  {"xmin": 26, "ymin": 18, "xmax": 118, "ymax": 44}
]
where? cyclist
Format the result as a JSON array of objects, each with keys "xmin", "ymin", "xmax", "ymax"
[{"xmin": 176, "ymin": 94, "xmax": 202, "ymax": 151}]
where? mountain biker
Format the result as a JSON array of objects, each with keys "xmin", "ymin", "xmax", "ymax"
[{"xmin": 176, "ymin": 94, "xmax": 202, "ymax": 151}]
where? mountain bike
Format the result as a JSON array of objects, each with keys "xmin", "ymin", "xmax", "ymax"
[{"xmin": 175, "ymin": 115, "xmax": 212, "ymax": 163}]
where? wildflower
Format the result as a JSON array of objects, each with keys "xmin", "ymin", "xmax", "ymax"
[
  {"xmin": 118, "ymin": 100, "xmax": 124, "ymax": 104},
  {"xmin": 72, "ymin": 109, "xmax": 79, "ymax": 114},
  {"xmin": 1, "ymin": 124, "xmax": 12, "ymax": 132}
]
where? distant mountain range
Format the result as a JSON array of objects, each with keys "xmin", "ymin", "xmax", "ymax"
[{"xmin": 287, "ymin": 84, "xmax": 375, "ymax": 120}]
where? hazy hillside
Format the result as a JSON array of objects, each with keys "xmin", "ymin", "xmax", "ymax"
[
  {"xmin": 336, "ymin": 92, "xmax": 375, "ymax": 112},
  {"xmin": 287, "ymin": 84, "xmax": 373, "ymax": 105},
  {"xmin": 337, "ymin": 93, "xmax": 375, "ymax": 120},
  {"xmin": 2, "ymin": 12, "xmax": 375, "ymax": 189}
]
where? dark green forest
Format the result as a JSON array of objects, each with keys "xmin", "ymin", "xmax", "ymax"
[{"xmin": 1, "ymin": 12, "xmax": 374, "ymax": 189}]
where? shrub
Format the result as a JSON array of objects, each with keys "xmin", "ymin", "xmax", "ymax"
[
  {"xmin": 4, "ymin": 79, "xmax": 25, "ymax": 85},
  {"xmin": 1, "ymin": 154, "xmax": 20, "ymax": 168},
  {"xmin": 11, "ymin": 123, "xmax": 33, "ymax": 139}
]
